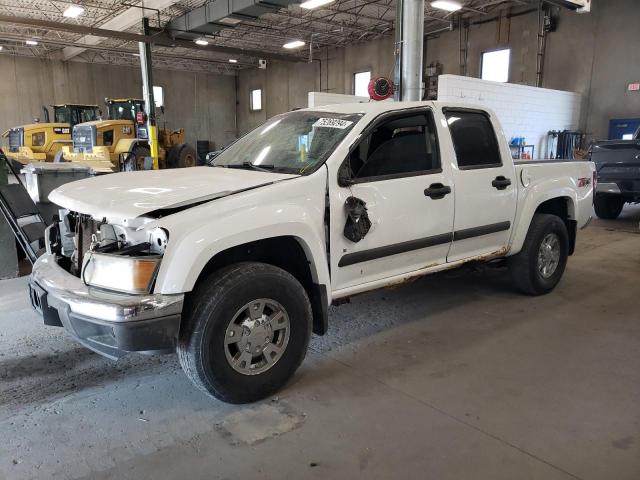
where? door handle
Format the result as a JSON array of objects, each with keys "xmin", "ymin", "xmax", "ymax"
[
  {"xmin": 424, "ymin": 183, "xmax": 451, "ymax": 199},
  {"xmin": 492, "ymin": 176, "xmax": 512, "ymax": 190}
]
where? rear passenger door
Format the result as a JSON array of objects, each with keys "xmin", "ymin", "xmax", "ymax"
[
  {"xmin": 329, "ymin": 108, "xmax": 455, "ymax": 292},
  {"xmin": 443, "ymin": 108, "xmax": 517, "ymax": 262}
]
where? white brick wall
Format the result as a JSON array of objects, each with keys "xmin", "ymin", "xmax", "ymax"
[{"xmin": 437, "ymin": 75, "xmax": 581, "ymax": 159}]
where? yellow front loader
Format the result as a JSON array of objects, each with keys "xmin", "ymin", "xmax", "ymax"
[
  {"xmin": 61, "ymin": 99, "xmax": 197, "ymax": 172},
  {"xmin": 2, "ymin": 104, "xmax": 99, "ymax": 170}
]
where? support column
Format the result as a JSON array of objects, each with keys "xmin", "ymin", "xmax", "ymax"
[
  {"xmin": 139, "ymin": 17, "xmax": 159, "ymax": 169},
  {"xmin": 395, "ymin": 0, "xmax": 425, "ymax": 101}
]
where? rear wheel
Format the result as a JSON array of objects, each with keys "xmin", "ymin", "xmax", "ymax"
[
  {"xmin": 178, "ymin": 262, "xmax": 312, "ymax": 403},
  {"xmin": 594, "ymin": 194, "xmax": 624, "ymax": 219},
  {"xmin": 508, "ymin": 213, "xmax": 569, "ymax": 296},
  {"xmin": 168, "ymin": 144, "xmax": 197, "ymax": 168}
]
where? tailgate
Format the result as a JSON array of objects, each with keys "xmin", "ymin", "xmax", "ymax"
[{"xmin": 592, "ymin": 142, "xmax": 640, "ymax": 187}]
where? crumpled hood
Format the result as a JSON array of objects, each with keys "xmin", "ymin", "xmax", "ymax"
[{"xmin": 49, "ymin": 166, "xmax": 297, "ymax": 219}]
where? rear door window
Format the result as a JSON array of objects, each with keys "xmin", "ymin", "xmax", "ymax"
[{"xmin": 444, "ymin": 110, "xmax": 502, "ymax": 169}]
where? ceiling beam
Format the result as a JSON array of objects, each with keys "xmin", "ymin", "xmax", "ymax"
[
  {"xmin": 61, "ymin": 0, "xmax": 180, "ymax": 61},
  {"xmin": 0, "ymin": 14, "xmax": 303, "ymax": 62}
]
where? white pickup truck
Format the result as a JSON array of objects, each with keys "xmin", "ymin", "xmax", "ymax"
[{"xmin": 29, "ymin": 101, "xmax": 594, "ymax": 403}]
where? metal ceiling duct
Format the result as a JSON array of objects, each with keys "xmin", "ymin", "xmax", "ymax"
[
  {"xmin": 168, "ymin": 0, "xmax": 300, "ymax": 39},
  {"xmin": 543, "ymin": 0, "xmax": 591, "ymax": 13}
]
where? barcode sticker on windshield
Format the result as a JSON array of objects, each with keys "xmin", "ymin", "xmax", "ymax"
[{"xmin": 313, "ymin": 118, "xmax": 354, "ymax": 129}]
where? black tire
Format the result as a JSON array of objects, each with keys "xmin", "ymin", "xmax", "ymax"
[
  {"xmin": 167, "ymin": 144, "xmax": 197, "ymax": 168},
  {"xmin": 53, "ymin": 150, "xmax": 65, "ymax": 163},
  {"xmin": 122, "ymin": 144, "xmax": 150, "ymax": 171},
  {"xmin": 594, "ymin": 194, "xmax": 624, "ymax": 220},
  {"xmin": 508, "ymin": 213, "xmax": 569, "ymax": 296},
  {"xmin": 178, "ymin": 262, "xmax": 312, "ymax": 403}
]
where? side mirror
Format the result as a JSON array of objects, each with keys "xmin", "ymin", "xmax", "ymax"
[{"xmin": 337, "ymin": 162, "xmax": 354, "ymax": 187}]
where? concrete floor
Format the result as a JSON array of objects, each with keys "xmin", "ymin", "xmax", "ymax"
[{"xmin": 1, "ymin": 206, "xmax": 639, "ymax": 480}]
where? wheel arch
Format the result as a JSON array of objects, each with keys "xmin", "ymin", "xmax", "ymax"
[
  {"xmin": 189, "ymin": 236, "xmax": 329, "ymax": 336},
  {"xmin": 511, "ymin": 194, "xmax": 578, "ymax": 256},
  {"xmin": 114, "ymin": 137, "xmax": 146, "ymax": 155}
]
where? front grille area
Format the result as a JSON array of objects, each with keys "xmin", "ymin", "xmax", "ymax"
[
  {"xmin": 8, "ymin": 128, "xmax": 23, "ymax": 152},
  {"xmin": 72, "ymin": 125, "xmax": 96, "ymax": 154}
]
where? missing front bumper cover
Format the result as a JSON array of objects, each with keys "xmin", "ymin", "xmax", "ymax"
[{"xmin": 30, "ymin": 253, "xmax": 184, "ymax": 359}]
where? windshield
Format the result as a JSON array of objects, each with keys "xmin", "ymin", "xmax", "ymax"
[
  {"xmin": 108, "ymin": 101, "xmax": 144, "ymax": 121},
  {"xmin": 54, "ymin": 107, "xmax": 98, "ymax": 126},
  {"xmin": 213, "ymin": 111, "xmax": 363, "ymax": 174}
]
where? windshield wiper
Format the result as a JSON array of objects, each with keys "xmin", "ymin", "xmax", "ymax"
[{"xmin": 225, "ymin": 162, "xmax": 276, "ymax": 172}]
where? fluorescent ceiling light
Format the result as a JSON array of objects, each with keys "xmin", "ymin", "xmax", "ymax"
[
  {"xmin": 300, "ymin": 0, "xmax": 335, "ymax": 9},
  {"xmin": 283, "ymin": 40, "xmax": 305, "ymax": 49},
  {"xmin": 430, "ymin": 0, "xmax": 462, "ymax": 11},
  {"xmin": 63, "ymin": 5, "xmax": 85, "ymax": 18},
  {"xmin": 0, "ymin": 46, "xmax": 3, "ymax": 51},
  {"xmin": 26, "ymin": 40, "xmax": 38, "ymax": 46},
  {"xmin": 195, "ymin": 38, "xmax": 209, "ymax": 46},
  {"xmin": 229, "ymin": 59, "xmax": 238, "ymax": 63}
]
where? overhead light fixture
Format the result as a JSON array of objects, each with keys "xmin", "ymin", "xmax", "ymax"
[
  {"xmin": 195, "ymin": 38, "xmax": 209, "ymax": 46},
  {"xmin": 0, "ymin": 46, "xmax": 3, "ymax": 51},
  {"xmin": 300, "ymin": 0, "xmax": 335, "ymax": 9},
  {"xmin": 63, "ymin": 5, "xmax": 85, "ymax": 18},
  {"xmin": 229, "ymin": 59, "xmax": 238, "ymax": 63},
  {"xmin": 430, "ymin": 0, "xmax": 462, "ymax": 11},
  {"xmin": 26, "ymin": 40, "xmax": 38, "ymax": 46},
  {"xmin": 283, "ymin": 40, "xmax": 305, "ymax": 49}
]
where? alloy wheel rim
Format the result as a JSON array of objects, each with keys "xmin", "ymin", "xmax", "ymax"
[
  {"xmin": 537, "ymin": 233, "xmax": 561, "ymax": 279},
  {"xmin": 224, "ymin": 299, "xmax": 290, "ymax": 375}
]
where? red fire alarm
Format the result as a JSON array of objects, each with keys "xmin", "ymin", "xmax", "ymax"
[{"xmin": 628, "ymin": 83, "xmax": 640, "ymax": 92}]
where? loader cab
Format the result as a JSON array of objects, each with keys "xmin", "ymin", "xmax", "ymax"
[
  {"xmin": 106, "ymin": 99, "xmax": 145, "ymax": 121},
  {"xmin": 52, "ymin": 104, "xmax": 99, "ymax": 128}
]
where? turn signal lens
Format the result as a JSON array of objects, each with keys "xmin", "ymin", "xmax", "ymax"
[{"xmin": 83, "ymin": 252, "xmax": 161, "ymax": 294}]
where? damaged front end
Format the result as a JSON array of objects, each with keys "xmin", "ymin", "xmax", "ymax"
[
  {"xmin": 30, "ymin": 210, "xmax": 183, "ymax": 360},
  {"xmin": 47, "ymin": 210, "xmax": 168, "ymax": 294}
]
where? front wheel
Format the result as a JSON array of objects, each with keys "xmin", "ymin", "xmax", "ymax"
[
  {"xmin": 508, "ymin": 214, "xmax": 569, "ymax": 296},
  {"xmin": 122, "ymin": 145, "xmax": 151, "ymax": 171},
  {"xmin": 594, "ymin": 194, "xmax": 624, "ymax": 220},
  {"xmin": 177, "ymin": 262, "xmax": 312, "ymax": 403}
]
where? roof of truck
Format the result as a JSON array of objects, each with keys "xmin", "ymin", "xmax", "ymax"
[{"xmin": 302, "ymin": 100, "xmax": 488, "ymax": 115}]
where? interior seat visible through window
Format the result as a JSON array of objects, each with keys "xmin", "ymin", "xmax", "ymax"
[{"xmin": 348, "ymin": 111, "xmax": 440, "ymax": 181}]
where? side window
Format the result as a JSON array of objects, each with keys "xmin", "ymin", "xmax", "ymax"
[
  {"xmin": 445, "ymin": 110, "xmax": 502, "ymax": 169},
  {"xmin": 347, "ymin": 112, "xmax": 440, "ymax": 181}
]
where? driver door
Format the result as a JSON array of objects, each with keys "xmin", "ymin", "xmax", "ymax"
[{"xmin": 328, "ymin": 108, "xmax": 455, "ymax": 293}]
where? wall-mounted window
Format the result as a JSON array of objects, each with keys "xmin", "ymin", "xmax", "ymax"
[
  {"xmin": 354, "ymin": 71, "xmax": 371, "ymax": 97},
  {"xmin": 481, "ymin": 48, "xmax": 510, "ymax": 83},
  {"xmin": 153, "ymin": 85, "xmax": 164, "ymax": 108},
  {"xmin": 250, "ymin": 88, "xmax": 263, "ymax": 111}
]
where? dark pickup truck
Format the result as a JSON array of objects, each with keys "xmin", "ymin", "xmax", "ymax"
[{"xmin": 590, "ymin": 128, "xmax": 640, "ymax": 219}]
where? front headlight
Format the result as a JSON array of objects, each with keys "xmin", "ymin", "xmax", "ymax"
[
  {"xmin": 82, "ymin": 252, "xmax": 161, "ymax": 294},
  {"xmin": 32, "ymin": 132, "xmax": 45, "ymax": 147}
]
